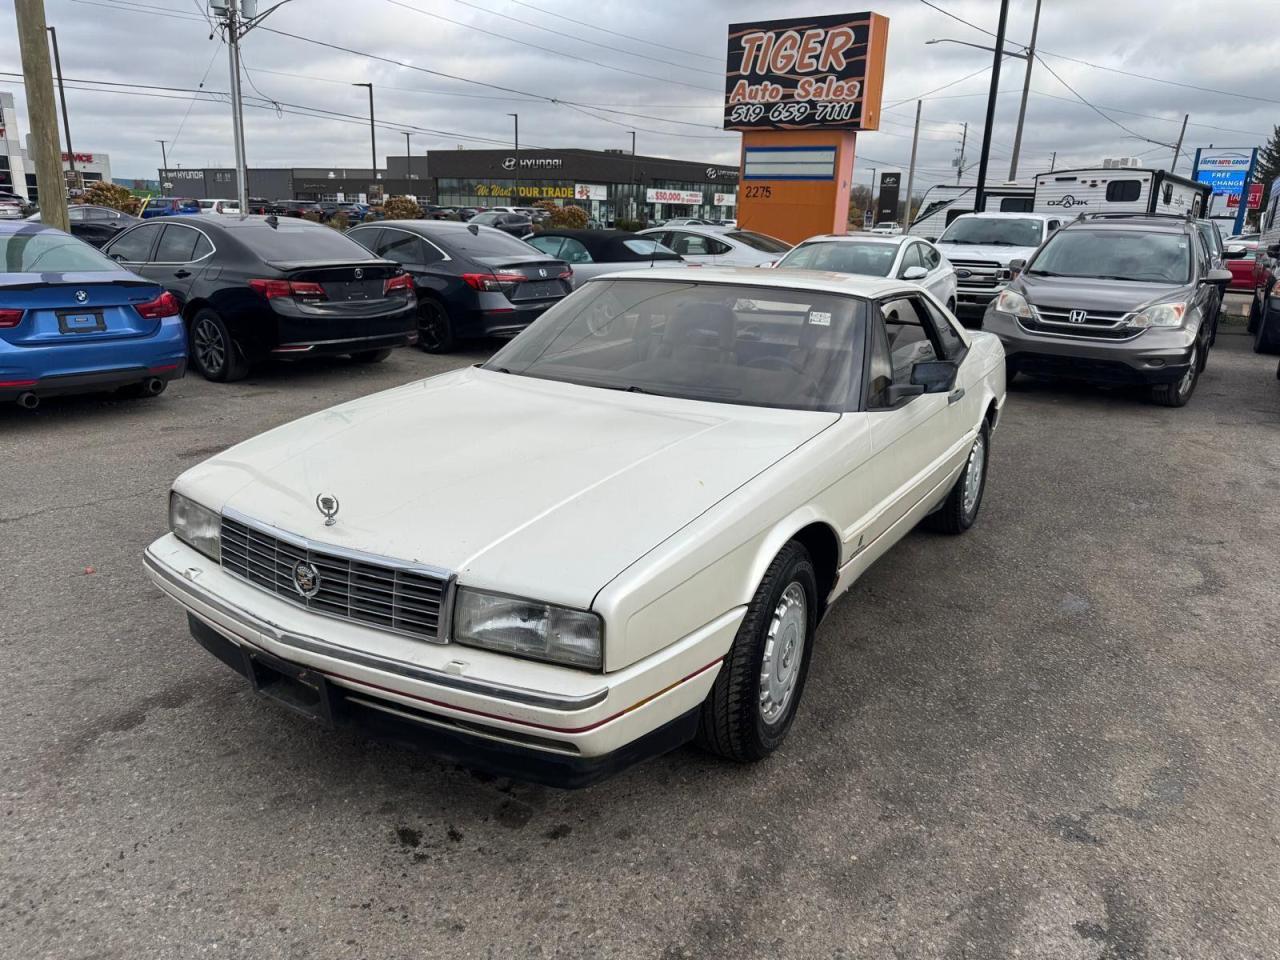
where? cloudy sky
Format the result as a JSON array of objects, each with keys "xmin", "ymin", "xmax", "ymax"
[{"xmin": 1, "ymin": 0, "xmax": 1275, "ymax": 191}]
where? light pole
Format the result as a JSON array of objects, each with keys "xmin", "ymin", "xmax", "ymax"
[
  {"xmin": 353, "ymin": 83, "xmax": 376, "ymax": 180},
  {"xmin": 508, "ymin": 113, "xmax": 520, "ymax": 204},
  {"xmin": 155, "ymin": 139, "xmax": 168, "ymax": 193},
  {"xmin": 971, "ymin": 0, "xmax": 1010, "ymax": 214},
  {"xmin": 403, "ymin": 131, "xmax": 412, "ymax": 180},
  {"xmin": 629, "ymin": 131, "xmax": 637, "ymax": 220},
  {"xmin": 47, "ymin": 25, "xmax": 76, "ymax": 189}
]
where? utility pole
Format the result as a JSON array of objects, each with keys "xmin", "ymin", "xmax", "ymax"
[
  {"xmin": 973, "ymin": 0, "xmax": 1010, "ymax": 214},
  {"xmin": 155, "ymin": 140, "xmax": 168, "ymax": 193},
  {"xmin": 956, "ymin": 122, "xmax": 967, "ymax": 184},
  {"xmin": 224, "ymin": 0, "xmax": 250, "ymax": 212},
  {"xmin": 1171, "ymin": 114, "xmax": 1188, "ymax": 173},
  {"xmin": 903, "ymin": 100, "xmax": 922, "ymax": 229},
  {"xmin": 629, "ymin": 131, "xmax": 637, "ymax": 220},
  {"xmin": 869, "ymin": 166, "xmax": 877, "ymax": 226},
  {"xmin": 403, "ymin": 131, "xmax": 412, "ymax": 180},
  {"xmin": 508, "ymin": 112, "xmax": 520, "ymax": 203},
  {"xmin": 46, "ymin": 24, "xmax": 76, "ymax": 192},
  {"xmin": 1008, "ymin": 0, "xmax": 1041, "ymax": 180},
  {"xmin": 1049, "ymin": 151, "xmax": 1056, "ymax": 171},
  {"xmin": 351, "ymin": 83, "xmax": 375, "ymax": 180},
  {"xmin": 15, "ymin": 0, "xmax": 68, "ymax": 228}
]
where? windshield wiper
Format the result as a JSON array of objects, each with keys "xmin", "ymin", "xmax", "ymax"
[
  {"xmin": 1093, "ymin": 275, "xmax": 1163, "ymax": 282},
  {"xmin": 1025, "ymin": 268, "xmax": 1057, "ymax": 276}
]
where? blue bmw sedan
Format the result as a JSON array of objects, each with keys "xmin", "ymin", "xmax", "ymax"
[{"xmin": 0, "ymin": 220, "xmax": 186, "ymax": 408}]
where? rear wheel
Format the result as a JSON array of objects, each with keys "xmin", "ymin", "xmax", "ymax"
[
  {"xmin": 190, "ymin": 309, "xmax": 248, "ymax": 382},
  {"xmin": 1151, "ymin": 343, "xmax": 1201, "ymax": 407},
  {"xmin": 417, "ymin": 298, "xmax": 456, "ymax": 353},
  {"xmin": 925, "ymin": 422, "xmax": 989, "ymax": 534},
  {"xmin": 348, "ymin": 348, "xmax": 392, "ymax": 363},
  {"xmin": 696, "ymin": 541, "xmax": 818, "ymax": 763}
]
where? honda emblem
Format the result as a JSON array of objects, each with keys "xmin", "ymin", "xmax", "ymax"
[{"xmin": 1068, "ymin": 309, "xmax": 1088, "ymax": 324}]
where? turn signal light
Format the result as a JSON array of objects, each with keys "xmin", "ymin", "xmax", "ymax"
[
  {"xmin": 461, "ymin": 272, "xmax": 526, "ymax": 292},
  {"xmin": 384, "ymin": 273, "xmax": 414, "ymax": 295},
  {"xmin": 249, "ymin": 279, "xmax": 328, "ymax": 300},
  {"xmin": 135, "ymin": 291, "xmax": 181, "ymax": 319},
  {"xmin": 0, "ymin": 308, "xmax": 24, "ymax": 328}
]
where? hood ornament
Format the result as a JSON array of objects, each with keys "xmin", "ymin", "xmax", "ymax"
[{"xmin": 316, "ymin": 493, "xmax": 340, "ymax": 526}]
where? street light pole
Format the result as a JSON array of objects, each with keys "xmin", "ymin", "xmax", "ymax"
[
  {"xmin": 1007, "ymin": 0, "xmax": 1041, "ymax": 180},
  {"xmin": 403, "ymin": 131, "xmax": 412, "ymax": 180},
  {"xmin": 903, "ymin": 100, "xmax": 922, "ymax": 230},
  {"xmin": 1171, "ymin": 113, "xmax": 1188, "ymax": 173},
  {"xmin": 956, "ymin": 122, "xmax": 967, "ymax": 184},
  {"xmin": 155, "ymin": 139, "xmax": 168, "ymax": 193},
  {"xmin": 972, "ymin": 0, "xmax": 1010, "ymax": 215},
  {"xmin": 508, "ymin": 113, "xmax": 520, "ymax": 204},
  {"xmin": 352, "ymin": 83, "xmax": 376, "ymax": 181},
  {"xmin": 46, "ymin": 25, "xmax": 76, "ymax": 187},
  {"xmin": 629, "ymin": 131, "xmax": 637, "ymax": 220}
]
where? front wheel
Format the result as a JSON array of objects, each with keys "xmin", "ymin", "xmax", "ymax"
[
  {"xmin": 696, "ymin": 541, "xmax": 818, "ymax": 763},
  {"xmin": 417, "ymin": 299, "xmax": 456, "ymax": 353},
  {"xmin": 1151, "ymin": 342, "xmax": 1201, "ymax": 407},
  {"xmin": 925, "ymin": 421, "xmax": 989, "ymax": 534}
]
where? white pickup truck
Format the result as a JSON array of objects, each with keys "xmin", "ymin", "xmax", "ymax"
[{"xmin": 936, "ymin": 212, "xmax": 1062, "ymax": 322}]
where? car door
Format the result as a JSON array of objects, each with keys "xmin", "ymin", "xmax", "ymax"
[
  {"xmin": 102, "ymin": 221, "xmax": 164, "ymax": 270},
  {"xmin": 853, "ymin": 294, "xmax": 965, "ymax": 554},
  {"xmin": 141, "ymin": 222, "xmax": 214, "ymax": 301},
  {"xmin": 368, "ymin": 226, "xmax": 451, "ymax": 300}
]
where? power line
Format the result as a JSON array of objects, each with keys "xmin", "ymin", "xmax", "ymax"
[
  {"xmin": 382, "ymin": 0, "xmax": 721, "ymax": 93},
  {"xmin": 169, "ymin": 43, "xmax": 225, "ymax": 158},
  {"xmin": 444, "ymin": 0, "xmax": 722, "ymax": 78},
  {"xmin": 504, "ymin": 0, "xmax": 723, "ymax": 64},
  {"xmin": 884, "ymin": 63, "xmax": 995, "ymax": 109},
  {"xmin": 1033, "ymin": 53, "xmax": 1173, "ymax": 150},
  {"xmin": 72, "ymin": 0, "xmax": 207, "ymax": 22}
]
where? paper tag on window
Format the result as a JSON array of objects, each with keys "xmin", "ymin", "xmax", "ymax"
[{"xmin": 808, "ymin": 311, "xmax": 832, "ymax": 326}]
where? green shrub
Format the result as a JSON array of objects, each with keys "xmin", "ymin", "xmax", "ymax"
[
  {"xmin": 613, "ymin": 218, "xmax": 646, "ymax": 232},
  {"xmin": 381, "ymin": 196, "xmax": 422, "ymax": 220},
  {"xmin": 326, "ymin": 211, "xmax": 350, "ymax": 231},
  {"xmin": 547, "ymin": 205, "xmax": 589, "ymax": 229},
  {"xmin": 82, "ymin": 181, "xmax": 140, "ymax": 215}
]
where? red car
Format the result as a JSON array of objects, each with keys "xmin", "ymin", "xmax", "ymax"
[{"xmin": 1223, "ymin": 239, "xmax": 1262, "ymax": 291}]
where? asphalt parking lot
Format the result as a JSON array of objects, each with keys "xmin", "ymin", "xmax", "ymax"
[{"xmin": 3, "ymin": 327, "xmax": 1279, "ymax": 960}]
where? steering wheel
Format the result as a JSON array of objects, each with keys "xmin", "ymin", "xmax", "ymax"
[{"xmin": 743, "ymin": 354, "xmax": 807, "ymax": 375}]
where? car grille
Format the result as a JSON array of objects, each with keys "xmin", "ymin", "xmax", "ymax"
[
  {"xmin": 220, "ymin": 516, "xmax": 447, "ymax": 641},
  {"xmin": 1020, "ymin": 305, "xmax": 1139, "ymax": 340},
  {"xmin": 950, "ymin": 259, "xmax": 1005, "ymax": 289}
]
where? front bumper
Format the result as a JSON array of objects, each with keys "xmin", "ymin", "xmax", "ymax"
[
  {"xmin": 954, "ymin": 285, "xmax": 1003, "ymax": 312},
  {"xmin": 984, "ymin": 308, "xmax": 1199, "ymax": 385},
  {"xmin": 144, "ymin": 535, "xmax": 738, "ymax": 786}
]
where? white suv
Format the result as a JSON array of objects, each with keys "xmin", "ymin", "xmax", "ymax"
[{"xmin": 937, "ymin": 212, "xmax": 1061, "ymax": 321}]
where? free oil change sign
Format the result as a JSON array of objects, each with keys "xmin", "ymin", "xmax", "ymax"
[{"xmin": 724, "ymin": 12, "xmax": 889, "ymax": 132}]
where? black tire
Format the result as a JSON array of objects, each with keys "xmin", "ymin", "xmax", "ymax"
[
  {"xmin": 925, "ymin": 421, "xmax": 990, "ymax": 534},
  {"xmin": 348, "ymin": 348, "xmax": 392, "ymax": 363},
  {"xmin": 1253, "ymin": 296, "xmax": 1280, "ymax": 355},
  {"xmin": 1004, "ymin": 358, "xmax": 1019, "ymax": 386},
  {"xmin": 1247, "ymin": 291, "xmax": 1262, "ymax": 334},
  {"xmin": 417, "ymin": 298, "xmax": 456, "ymax": 353},
  {"xmin": 696, "ymin": 541, "xmax": 818, "ymax": 763},
  {"xmin": 189, "ymin": 308, "xmax": 249, "ymax": 382},
  {"xmin": 1151, "ymin": 342, "xmax": 1202, "ymax": 407}
]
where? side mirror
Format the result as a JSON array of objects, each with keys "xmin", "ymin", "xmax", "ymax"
[
  {"xmin": 910, "ymin": 359, "xmax": 959, "ymax": 394},
  {"xmin": 1266, "ymin": 243, "xmax": 1280, "ymax": 258},
  {"xmin": 1008, "ymin": 258, "xmax": 1027, "ymax": 276},
  {"xmin": 885, "ymin": 382, "xmax": 926, "ymax": 404},
  {"xmin": 902, "ymin": 265, "xmax": 929, "ymax": 281},
  {"xmin": 108, "ymin": 252, "xmax": 125, "ymax": 262},
  {"xmin": 1224, "ymin": 246, "xmax": 1246, "ymax": 259},
  {"xmin": 1206, "ymin": 267, "xmax": 1232, "ymax": 284}
]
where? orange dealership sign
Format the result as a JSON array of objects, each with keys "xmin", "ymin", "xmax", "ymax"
[{"xmin": 724, "ymin": 12, "xmax": 889, "ymax": 132}]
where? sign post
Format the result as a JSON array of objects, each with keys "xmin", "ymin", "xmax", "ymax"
[{"xmin": 724, "ymin": 12, "xmax": 890, "ymax": 243}]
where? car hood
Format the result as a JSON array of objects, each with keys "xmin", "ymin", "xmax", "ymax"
[
  {"xmin": 938, "ymin": 242, "xmax": 1038, "ymax": 264},
  {"xmin": 1014, "ymin": 273, "xmax": 1188, "ymax": 311},
  {"xmin": 177, "ymin": 367, "xmax": 837, "ymax": 609}
]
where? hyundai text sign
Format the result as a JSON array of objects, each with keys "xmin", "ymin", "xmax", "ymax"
[
  {"xmin": 502, "ymin": 156, "xmax": 562, "ymax": 171},
  {"xmin": 723, "ymin": 12, "xmax": 889, "ymax": 132}
]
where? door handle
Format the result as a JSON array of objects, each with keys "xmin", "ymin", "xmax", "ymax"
[
  {"xmin": 948, "ymin": 388, "xmax": 965, "ymax": 405},
  {"xmin": 174, "ymin": 269, "xmax": 192, "ymax": 279}
]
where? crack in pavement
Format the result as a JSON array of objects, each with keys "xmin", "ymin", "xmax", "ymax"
[{"xmin": 0, "ymin": 489, "xmax": 158, "ymax": 525}]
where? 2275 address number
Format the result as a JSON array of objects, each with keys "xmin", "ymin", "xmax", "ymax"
[{"xmin": 745, "ymin": 185, "xmax": 772, "ymax": 199}]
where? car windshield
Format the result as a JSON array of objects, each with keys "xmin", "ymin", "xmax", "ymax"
[
  {"xmin": 726, "ymin": 230, "xmax": 791, "ymax": 253},
  {"xmin": 776, "ymin": 240, "xmax": 898, "ymax": 277},
  {"xmin": 235, "ymin": 222, "xmax": 378, "ymax": 261},
  {"xmin": 447, "ymin": 227, "xmax": 547, "ymax": 257},
  {"xmin": 940, "ymin": 217, "xmax": 1043, "ymax": 247},
  {"xmin": 1027, "ymin": 229, "xmax": 1191, "ymax": 283},
  {"xmin": 485, "ymin": 279, "xmax": 865, "ymax": 412},
  {"xmin": 1, "ymin": 229, "xmax": 123, "ymax": 273}
]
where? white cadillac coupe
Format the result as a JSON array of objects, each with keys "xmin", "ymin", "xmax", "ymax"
[{"xmin": 146, "ymin": 267, "xmax": 1006, "ymax": 787}]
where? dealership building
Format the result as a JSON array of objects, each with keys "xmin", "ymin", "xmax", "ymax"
[{"xmin": 159, "ymin": 147, "xmax": 739, "ymax": 222}]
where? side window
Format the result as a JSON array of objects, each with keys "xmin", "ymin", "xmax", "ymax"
[
  {"xmin": 192, "ymin": 232, "xmax": 214, "ymax": 260},
  {"xmin": 922, "ymin": 244, "xmax": 941, "ymax": 269},
  {"xmin": 526, "ymin": 236, "xmax": 564, "ymax": 258},
  {"xmin": 1047, "ymin": 219, "xmax": 1061, "ymax": 233},
  {"xmin": 379, "ymin": 230, "xmax": 429, "ymax": 265},
  {"xmin": 866, "ymin": 313, "xmax": 894, "ymax": 408},
  {"xmin": 154, "ymin": 224, "xmax": 200, "ymax": 263},
  {"xmin": 68, "ymin": 207, "xmax": 87, "ymax": 222},
  {"xmin": 346, "ymin": 228, "xmax": 382, "ymax": 255},
  {"xmin": 1106, "ymin": 180, "xmax": 1142, "ymax": 203},
  {"xmin": 707, "ymin": 236, "xmax": 733, "ymax": 255},
  {"xmin": 558, "ymin": 238, "xmax": 593, "ymax": 264},
  {"xmin": 880, "ymin": 296, "xmax": 939, "ymax": 381},
  {"xmin": 922, "ymin": 299, "xmax": 967, "ymax": 358},
  {"xmin": 898, "ymin": 243, "xmax": 924, "ymax": 276},
  {"xmin": 670, "ymin": 233, "xmax": 710, "ymax": 256},
  {"xmin": 106, "ymin": 223, "xmax": 161, "ymax": 262}
]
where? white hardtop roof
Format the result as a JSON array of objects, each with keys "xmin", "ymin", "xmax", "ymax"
[
  {"xmin": 593, "ymin": 265, "xmax": 919, "ymax": 298},
  {"xmin": 799, "ymin": 233, "xmax": 916, "ymax": 246},
  {"xmin": 948, "ymin": 211, "xmax": 1059, "ymax": 221}
]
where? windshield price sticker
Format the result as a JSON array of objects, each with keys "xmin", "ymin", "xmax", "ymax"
[
  {"xmin": 808, "ymin": 311, "xmax": 832, "ymax": 326},
  {"xmin": 724, "ymin": 12, "xmax": 889, "ymax": 132}
]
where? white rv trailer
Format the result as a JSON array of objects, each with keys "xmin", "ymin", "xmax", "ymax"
[
  {"xmin": 1032, "ymin": 168, "xmax": 1211, "ymax": 217},
  {"xmin": 907, "ymin": 181, "xmax": 1034, "ymax": 240}
]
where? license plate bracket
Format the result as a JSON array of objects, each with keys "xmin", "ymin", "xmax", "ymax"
[
  {"xmin": 57, "ymin": 309, "xmax": 106, "ymax": 334},
  {"xmin": 241, "ymin": 646, "xmax": 338, "ymax": 727}
]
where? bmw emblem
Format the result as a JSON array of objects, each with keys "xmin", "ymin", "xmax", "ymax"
[
  {"xmin": 292, "ymin": 560, "xmax": 321, "ymax": 598},
  {"xmin": 75, "ymin": 289, "xmax": 89, "ymax": 303}
]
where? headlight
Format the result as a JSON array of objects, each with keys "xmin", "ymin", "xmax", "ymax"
[
  {"xmin": 993, "ymin": 288, "xmax": 1033, "ymax": 318},
  {"xmin": 169, "ymin": 491, "xmax": 221, "ymax": 561},
  {"xmin": 453, "ymin": 587, "xmax": 603, "ymax": 670},
  {"xmin": 1128, "ymin": 301, "xmax": 1187, "ymax": 328}
]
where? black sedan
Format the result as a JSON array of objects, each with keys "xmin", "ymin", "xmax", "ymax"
[
  {"xmin": 102, "ymin": 216, "xmax": 417, "ymax": 381},
  {"xmin": 25, "ymin": 205, "xmax": 140, "ymax": 248},
  {"xmin": 346, "ymin": 220, "xmax": 570, "ymax": 353},
  {"xmin": 468, "ymin": 211, "xmax": 533, "ymax": 238}
]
